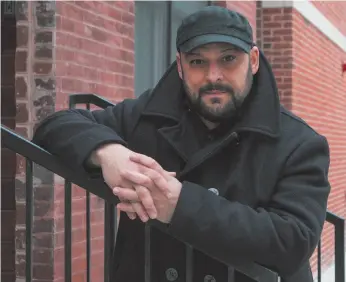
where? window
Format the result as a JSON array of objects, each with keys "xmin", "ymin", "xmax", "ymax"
[{"xmin": 134, "ymin": 1, "xmax": 209, "ymax": 96}]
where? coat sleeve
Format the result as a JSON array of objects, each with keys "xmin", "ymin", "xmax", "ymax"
[
  {"xmin": 32, "ymin": 90, "xmax": 151, "ymax": 171},
  {"xmin": 167, "ymin": 134, "xmax": 330, "ymax": 277}
]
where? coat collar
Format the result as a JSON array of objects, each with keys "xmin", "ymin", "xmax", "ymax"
[{"xmin": 142, "ymin": 50, "xmax": 281, "ymax": 138}]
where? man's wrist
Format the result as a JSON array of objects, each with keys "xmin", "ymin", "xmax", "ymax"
[{"xmin": 89, "ymin": 143, "xmax": 123, "ymax": 167}]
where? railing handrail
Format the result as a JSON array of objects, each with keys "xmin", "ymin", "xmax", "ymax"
[
  {"xmin": 326, "ymin": 211, "xmax": 345, "ymax": 226},
  {"xmin": 1, "ymin": 125, "xmax": 118, "ymax": 205},
  {"xmin": 69, "ymin": 93, "xmax": 115, "ymax": 109}
]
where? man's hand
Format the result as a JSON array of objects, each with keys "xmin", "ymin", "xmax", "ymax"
[
  {"xmin": 115, "ymin": 153, "xmax": 182, "ymax": 223},
  {"xmin": 92, "ymin": 144, "xmax": 175, "ymax": 222}
]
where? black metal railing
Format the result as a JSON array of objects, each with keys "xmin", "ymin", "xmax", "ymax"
[
  {"xmin": 1, "ymin": 93, "xmax": 345, "ymax": 282},
  {"xmin": 316, "ymin": 212, "xmax": 345, "ymax": 282}
]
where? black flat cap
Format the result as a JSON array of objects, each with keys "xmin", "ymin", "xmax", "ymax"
[{"xmin": 176, "ymin": 6, "xmax": 253, "ymax": 53}]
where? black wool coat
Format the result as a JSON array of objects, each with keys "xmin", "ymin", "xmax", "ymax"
[{"xmin": 33, "ymin": 52, "xmax": 330, "ymax": 282}]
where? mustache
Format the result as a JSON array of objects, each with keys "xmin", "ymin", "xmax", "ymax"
[{"xmin": 199, "ymin": 83, "xmax": 234, "ymax": 95}]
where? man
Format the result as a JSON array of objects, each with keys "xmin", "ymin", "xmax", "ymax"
[{"xmin": 33, "ymin": 6, "xmax": 330, "ymax": 282}]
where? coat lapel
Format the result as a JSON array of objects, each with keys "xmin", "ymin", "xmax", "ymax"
[{"xmin": 140, "ymin": 50, "xmax": 282, "ymax": 175}]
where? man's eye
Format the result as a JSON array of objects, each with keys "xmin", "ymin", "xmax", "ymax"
[
  {"xmin": 190, "ymin": 59, "xmax": 205, "ymax": 65},
  {"xmin": 222, "ymin": 55, "xmax": 236, "ymax": 62}
]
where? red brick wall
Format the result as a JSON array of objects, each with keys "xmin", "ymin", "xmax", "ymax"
[
  {"xmin": 291, "ymin": 8, "xmax": 346, "ymax": 274},
  {"xmin": 13, "ymin": 2, "xmax": 57, "ymax": 282},
  {"xmin": 257, "ymin": 7, "xmax": 294, "ymax": 109},
  {"xmin": 54, "ymin": 1, "xmax": 135, "ymax": 281},
  {"xmin": 55, "ymin": 1, "xmax": 135, "ymax": 110},
  {"xmin": 311, "ymin": 1, "xmax": 346, "ymax": 36}
]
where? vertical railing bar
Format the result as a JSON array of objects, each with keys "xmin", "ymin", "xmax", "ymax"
[
  {"xmin": 144, "ymin": 224, "xmax": 151, "ymax": 282},
  {"xmin": 65, "ymin": 181, "xmax": 72, "ymax": 282},
  {"xmin": 85, "ymin": 102, "xmax": 91, "ymax": 282},
  {"xmin": 334, "ymin": 220, "xmax": 345, "ymax": 282},
  {"xmin": 86, "ymin": 192, "xmax": 91, "ymax": 282},
  {"xmin": 104, "ymin": 202, "xmax": 115, "ymax": 282},
  {"xmin": 25, "ymin": 159, "xmax": 34, "ymax": 282},
  {"xmin": 317, "ymin": 240, "xmax": 322, "ymax": 282},
  {"xmin": 186, "ymin": 245, "xmax": 193, "ymax": 282}
]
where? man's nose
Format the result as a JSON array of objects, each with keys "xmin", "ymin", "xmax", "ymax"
[{"xmin": 206, "ymin": 63, "xmax": 223, "ymax": 82}]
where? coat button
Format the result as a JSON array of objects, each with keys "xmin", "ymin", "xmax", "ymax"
[
  {"xmin": 165, "ymin": 268, "xmax": 178, "ymax": 281},
  {"xmin": 204, "ymin": 274, "xmax": 216, "ymax": 282},
  {"xmin": 208, "ymin": 188, "xmax": 219, "ymax": 196}
]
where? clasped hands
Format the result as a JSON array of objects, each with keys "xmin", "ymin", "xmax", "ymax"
[{"xmin": 95, "ymin": 144, "xmax": 182, "ymax": 224}]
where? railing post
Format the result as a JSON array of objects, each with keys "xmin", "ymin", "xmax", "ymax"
[
  {"xmin": 25, "ymin": 159, "xmax": 34, "ymax": 282},
  {"xmin": 64, "ymin": 180, "xmax": 72, "ymax": 282},
  {"xmin": 334, "ymin": 218, "xmax": 345, "ymax": 282}
]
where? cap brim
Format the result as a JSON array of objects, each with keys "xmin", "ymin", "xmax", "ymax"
[{"xmin": 179, "ymin": 34, "xmax": 251, "ymax": 53}]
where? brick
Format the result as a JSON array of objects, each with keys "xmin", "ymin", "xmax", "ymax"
[
  {"xmin": 16, "ymin": 103, "xmax": 29, "ymax": 123},
  {"xmin": 33, "ymin": 62, "xmax": 52, "ymax": 75},
  {"xmin": 33, "ymin": 233, "xmax": 54, "ymax": 249},
  {"xmin": 15, "ymin": 126, "xmax": 28, "ymax": 138},
  {"xmin": 15, "ymin": 50, "xmax": 28, "ymax": 72},
  {"xmin": 35, "ymin": 2, "xmax": 56, "ymax": 27},
  {"xmin": 35, "ymin": 77, "xmax": 55, "ymax": 91},
  {"xmin": 35, "ymin": 31, "xmax": 53, "ymax": 44},
  {"xmin": 17, "ymin": 25, "xmax": 29, "ymax": 47},
  {"xmin": 16, "ymin": 1, "xmax": 29, "ymax": 21},
  {"xmin": 15, "ymin": 76, "xmax": 27, "ymax": 98},
  {"xmin": 33, "ymin": 218, "xmax": 54, "ymax": 233},
  {"xmin": 35, "ymin": 46, "xmax": 53, "ymax": 59},
  {"xmin": 33, "ymin": 263, "xmax": 54, "ymax": 280}
]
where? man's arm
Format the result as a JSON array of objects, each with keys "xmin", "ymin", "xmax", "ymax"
[
  {"xmin": 166, "ymin": 134, "xmax": 330, "ymax": 277},
  {"xmin": 32, "ymin": 91, "xmax": 151, "ymax": 170}
]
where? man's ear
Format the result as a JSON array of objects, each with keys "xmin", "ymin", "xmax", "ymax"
[
  {"xmin": 176, "ymin": 52, "xmax": 183, "ymax": 79},
  {"xmin": 250, "ymin": 46, "xmax": 260, "ymax": 75}
]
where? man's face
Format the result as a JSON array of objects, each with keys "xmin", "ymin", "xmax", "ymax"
[{"xmin": 177, "ymin": 42, "xmax": 259, "ymax": 123}]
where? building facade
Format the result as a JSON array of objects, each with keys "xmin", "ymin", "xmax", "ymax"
[{"xmin": 1, "ymin": 1, "xmax": 345, "ymax": 281}]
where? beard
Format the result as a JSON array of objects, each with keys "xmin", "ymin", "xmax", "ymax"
[{"xmin": 182, "ymin": 64, "xmax": 254, "ymax": 123}]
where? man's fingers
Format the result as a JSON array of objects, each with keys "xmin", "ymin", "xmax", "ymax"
[
  {"xmin": 113, "ymin": 187, "xmax": 139, "ymax": 201},
  {"xmin": 134, "ymin": 185, "xmax": 157, "ymax": 219},
  {"xmin": 117, "ymin": 202, "xmax": 149, "ymax": 222},
  {"xmin": 130, "ymin": 154, "xmax": 176, "ymax": 180},
  {"xmin": 167, "ymin": 171, "xmax": 177, "ymax": 177},
  {"xmin": 113, "ymin": 186, "xmax": 157, "ymax": 219},
  {"xmin": 130, "ymin": 153, "xmax": 162, "ymax": 171},
  {"xmin": 116, "ymin": 192, "xmax": 136, "ymax": 220},
  {"xmin": 122, "ymin": 170, "xmax": 170, "ymax": 196}
]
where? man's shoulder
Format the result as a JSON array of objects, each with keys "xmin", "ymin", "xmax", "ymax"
[
  {"xmin": 279, "ymin": 105, "xmax": 328, "ymax": 145},
  {"xmin": 121, "ymin": 88, "xmax": 153, "ymax": 112}
]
